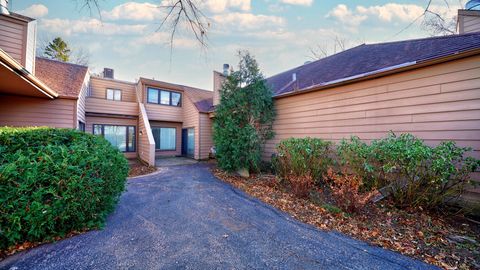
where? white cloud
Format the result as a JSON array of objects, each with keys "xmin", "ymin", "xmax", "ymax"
[
  {"xmin": 280, "ymin": 0, "xmax": 313, "ymax": 6},
  {"xmin": 137, "ymin": 32, "xmax": 196, "ymax": 48},
  {"xmin": 326, "ymin": 4, "xmax": 367, "ymax": 27},
  {"xmin": 101, "ymin": 2, "xmax": 164, "ymax": 21},
  {"xmin": 101, "ymin": 0, "xmax": 251, "ymax": 20},
  {"xmin": 356, "ymin": 3, "xmax": 424, "ymax": 22},
  {"xmin": 202, "ymin": 0, "xmax": 251, "ymax": 13},
  {"xmin": 39, "ymin": 18, "xmax": 147, "ymax": 36},
  {"xmin": 212, "ymin": 12, "xmax": 285, "ymax": 31},
  {"xmin": 16, "ymin": 4, "xmax": 48, "ymax": 18}
]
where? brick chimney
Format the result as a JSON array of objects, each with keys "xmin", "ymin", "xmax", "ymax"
[{"xmin": 0, "ymin": 0, "xmax": 37, "ymax": 74}]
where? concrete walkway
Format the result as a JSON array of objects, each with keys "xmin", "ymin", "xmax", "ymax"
[
  {"xmin": 155, "ymin": 157, "xmax": 198, "ymax": 167},
  {"xmin": 0, "ymin": 164, "xmax": 437, "ymax": 270}
]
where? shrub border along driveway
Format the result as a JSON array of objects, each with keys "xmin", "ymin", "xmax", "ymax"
[{"xmin": 0, "ymin": 164, "xmax": 437, "ymax": 269}]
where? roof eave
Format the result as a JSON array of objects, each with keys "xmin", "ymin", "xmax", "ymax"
[
  {"xmin": 274, "ymin": 48, "xmax": 480, "ymax": 99},
  {"xmin": 0, "ymin": 49, "xmax": 58, "ymax": 99}
]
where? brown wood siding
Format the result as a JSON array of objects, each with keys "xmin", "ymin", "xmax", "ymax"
[
  {"xmin": 463, "ymin": 16, "xmax": 480, "ymax": 33},
  {"xmin": 199, "ymin": 113, "xmax": 213, "ymax": 159},
  {"xmin": 142, "ymin": 83, "xmax": 184, "ymax": 122},
  {"xmin": 85, "ymin": 115, "xmax": 138, "ymax": 159},
  {"xmin": 150, "ymin": 121, "xmax": 182, "ymax": 157},
  {"xmin": 76, "ymin": 75, "xmax": 89, "ymax": 126},
  {"xmin": 0, "ymin": 95, "xmax": 75, "ymax": 128},
  {"xmin": 0, "ymin": 16, "xmax": 26, "ymax": 66},
  {"xmin": 85, "ymin": 97, "xmax": 138, "ymax": 116},
  {"xmin": 264, "ymin": 55, "xmax": 480, "ymax": 199},
  {"xmin": 145, "ymin": 103, "xmax": 183, "ymax": 122},
  {"xmin": 182, "ymin": 96, "xmax": 200, "ymax": 159},
  {"xmin": 89, "ymin": 77, "xmax": 137, "ymax": 102},
  {"xmin": 138, "ymin": 103, "xmax": 155, "ymax": 165}
]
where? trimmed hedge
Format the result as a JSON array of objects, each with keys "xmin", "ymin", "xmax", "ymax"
[{"xmin": 0, "ymin": 127, "xmax": 129, "ymax": 249}]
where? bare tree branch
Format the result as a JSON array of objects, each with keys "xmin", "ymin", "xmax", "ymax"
[
  {"xmin": 309, "ymin": 36, "xmax": 350, "ymax": 60},
  {"xmin": 157, "ymin": 0, "xmax": 210, "ymax": 50}
]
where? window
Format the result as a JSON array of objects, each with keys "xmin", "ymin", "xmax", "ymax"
[
  {"xmin": 171, "ymin": 92, "xmax": 181, "ymax": 106},
  {"xmin": 78, "ymin": 121, "xmax": 85, "ymax": 132},
  {"xmin": 147, "ymin": 87, "xmax": 181, "ymax": 107},
  {"xmin": 93, "ymin": 124, "xmax": 136, "ymax": 152},
  {"xmin": 106, "ymin": 89, "xmax": 121, "ymax": 101},
  {"xmin": 151, "ymin": 127, "xmax": 176, "ymax": 151}
]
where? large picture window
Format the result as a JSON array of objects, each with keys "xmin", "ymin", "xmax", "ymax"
[
  {"xmin": 147, "ymin": 87, "xmax": 181, "ymax": 107},
  {"xmin": 93, "ymin": 124, "xmax": 136, "ymax": 152},
  {"xmin": 151, "ymin": 127, "xmax": 176, "ymax": 151}
]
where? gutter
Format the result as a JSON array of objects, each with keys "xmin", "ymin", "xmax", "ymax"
[
  {"xmin": 0, "ymin": 48, "xmax": 58, "ymax": 99},
  {"xmin": 274, "ymin": 47, "xmax": 480, "ymax": 99}
]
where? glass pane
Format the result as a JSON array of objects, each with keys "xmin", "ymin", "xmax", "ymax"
[
  {"xmin": 114, "ymin": 90, "xmax": 121, "ymax": 101},
  {"xmin": 160, "ymin": 91, "xmax": 170, "ymax": 105},
  {"xmin": 152, "ymin": 128, "xmax": 160, "ymax": 150},
  {"xmin": 160, "ymin": 128, "xmax": 176, "ymax": 150},
  {"xmin": 187, "ymin": 128, "xmax": 194, "ymax": 156},
  {"xmin": 104, "ymin": 126, "xmax": 127, "ymax": 152},
  {"xmin": 128, "ymin": 126, "xmax": 135, "ymax": 152},
  {"xmin": 106, "ymin": 89, "xmax": 114, "ymax": 100},
  {"xmin": 148, "ymin": 88, "xmax": 158, "ymax": 103},
  {"xmin": 171, "ymin": 92, "xmax": 181, "ymax": 106},
  {"xmin": 93, "ymin": 125, "xmax": 102, "ymax": 135}
]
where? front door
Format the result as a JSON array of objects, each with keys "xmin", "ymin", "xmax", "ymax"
[{"xmin": 181, "ymin": 128, "xmax": 195, "ymax": 158}]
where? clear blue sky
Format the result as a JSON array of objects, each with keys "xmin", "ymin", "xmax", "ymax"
[{"xmin": 11, "ymin": 0, "xmax": 464, "ymax": 90}]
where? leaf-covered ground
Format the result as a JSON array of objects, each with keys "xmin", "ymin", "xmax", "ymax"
[
  {"xmin": 128, "ymin": 163, "xmax": 157, "ymax": 178},
  {"xmin": 213, "ymin": 169, "xmax": 480, "ymax": 270}
]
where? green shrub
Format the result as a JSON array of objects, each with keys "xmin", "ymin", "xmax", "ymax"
[
  {"xmin": 338, "ymin": 133, "xmax": 479, "ymax": 209},
  {"xmin": 337, "ymin": 136, "xmax": 378, "ymax": 190},
  {"xmin": 273, "ymin": 137, "xmax": 333, "ymax": 186},
  {"xmin": 0, "ymin": 127, "xmax": 129, "ymax": 249}
]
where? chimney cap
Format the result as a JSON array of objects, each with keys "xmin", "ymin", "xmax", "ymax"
[{"xmin": 222, "ymin": 63, "xmax": 229, "ymax": 76}]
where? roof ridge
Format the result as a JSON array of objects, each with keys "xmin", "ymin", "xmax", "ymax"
[
  {"xmin": 36, "ymin": 56, "xmax": 89, "ymax": 69},
  {"xmin": 370, "ymin": 32, "xmax": 480, "ymax": 46},
  {"xmin": 267, "ymin": 43, "xmax": 367, "ymax": 80}
]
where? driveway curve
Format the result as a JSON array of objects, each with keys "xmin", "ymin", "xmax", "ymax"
[{"xmin": 0, "ymin": 164, "xmax": 436, "ymax": 270}]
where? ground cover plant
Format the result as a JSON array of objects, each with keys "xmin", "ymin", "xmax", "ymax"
[
  {"xmin": 0, "ymin": 127, "xmax": 129, "ymax": 256},
  {"xmin": 214, "ymin": 132, "xmax": 480, "ymax": 269}
]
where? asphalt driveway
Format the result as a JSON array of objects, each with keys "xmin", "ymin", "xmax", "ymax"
[{"xmin": 0, "ymin": 164, "xmax": 437, "ymax": 270}]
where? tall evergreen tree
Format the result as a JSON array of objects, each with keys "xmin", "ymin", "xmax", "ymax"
[
  {"xmin": 213, "ymin": 51, "xmax": 275, "ymax": 173},
  {"xmin": 43, "ymin": 37, "xmax": 71, "ymax": 62}
]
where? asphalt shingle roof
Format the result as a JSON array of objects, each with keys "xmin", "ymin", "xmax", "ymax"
[
  {"xmin": 266, "ymin": 32, "xmax": 480, "ymax": 96},
  {"xmin": 35, "ymin": 57, "xmax": 88, "ymax": 98}
]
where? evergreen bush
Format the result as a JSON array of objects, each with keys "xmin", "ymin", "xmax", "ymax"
[{"xmin": 0, "ymin": 127, "xmax": 129, "ymax": 249}]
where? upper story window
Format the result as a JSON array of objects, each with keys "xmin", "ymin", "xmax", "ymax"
[
  {"xmin": 106, "ymin": 89, "xmax": 122, "ymax": 101},
  {"xmin": 147, "ymin": 87, "xmax": 181, "ymax": 107}
]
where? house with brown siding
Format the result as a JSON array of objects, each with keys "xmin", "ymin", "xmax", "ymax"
[
  {"xmin": 247, "ymin": 11, "xmax": 479, "ymax": 201},
  {"xmin": 0, "ymin": 8, "xmax": 215, "ymax": 167},
  {"xmin": 1, "ymin": 3, "xmax": 480, "ymax": 203}
]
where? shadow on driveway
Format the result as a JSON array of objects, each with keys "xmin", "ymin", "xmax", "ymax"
[{"xmin": 0, "ymin": 164, "xmax": 437, "ymax": 270}]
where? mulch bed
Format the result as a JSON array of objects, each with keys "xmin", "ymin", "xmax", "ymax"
[
  {"xmin": 128, "ymin": 163, "xmax": 157, "ymax": 177},
  {"xmin": 213, "ymin": 169, "xmax": 480, "ymax": 270}
]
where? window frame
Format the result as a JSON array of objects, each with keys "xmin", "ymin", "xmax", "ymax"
[
  {"xmin": 151, "ymin": 127, "xmax": 177, "ymax": 151},
  {"xmin": 106, "ymin": 88, "xmax": 122, "ymax": 101},
  {"xmin": 78, "ymin": 121, "xmax": 85, "ymax": 132},
  {"xmin": 146, "ymin": 87, "xmax": 182, "ymax": 107},
  {"xmin": 92, "ymin": 124, "xmax": 136, "ymax": 152}
]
